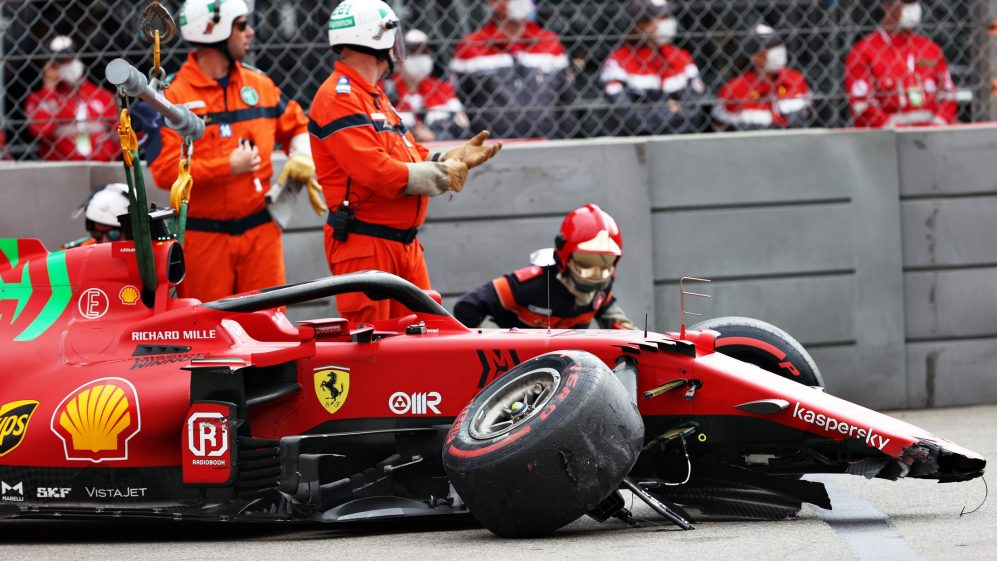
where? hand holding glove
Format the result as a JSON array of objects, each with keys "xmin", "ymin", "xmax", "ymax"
[
  {"xmin": 306, "ymin": 178, "xmax": 328, "ymax": 215},
  {"xmin": 277, "ymin": 153, "xmax": 326, "ymax": 216},
  {"xmin": 278, "ymin": 153, "xmax": 317, "ymax": 186},
  {"xmin": 443, "ymin": 130, "xmax": 503, "ymax": 169}
]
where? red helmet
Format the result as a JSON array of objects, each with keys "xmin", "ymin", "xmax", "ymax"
[{"xmin": 554, "ymin": 204, "xmax": 623, "ymax": 272}]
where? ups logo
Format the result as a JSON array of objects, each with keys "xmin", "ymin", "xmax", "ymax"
[{"xmin": 0, "ymin": 400, "xmax": 39, "ymax": 457}]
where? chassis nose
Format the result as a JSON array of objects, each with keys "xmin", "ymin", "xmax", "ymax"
[{"xmin": 905, "ymin": 438, "xmax": 986, "ymax": 483}]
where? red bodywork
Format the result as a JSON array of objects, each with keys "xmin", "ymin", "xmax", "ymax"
[{"xmin": 0, "ymin": 238, "xmax": 985, "ymax": 519}]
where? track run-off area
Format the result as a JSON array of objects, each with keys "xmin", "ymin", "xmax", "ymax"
[{"xmin": 2, "ymin": 404, "xmax": 994, "ymax": 561}]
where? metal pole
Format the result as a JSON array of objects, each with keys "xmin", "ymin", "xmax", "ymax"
[{"xmin": 104, "ymin": 58, "xmax": 204, "ymax": 141}]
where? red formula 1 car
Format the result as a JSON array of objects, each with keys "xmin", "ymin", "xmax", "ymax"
[{"xmin": 0, "ymin": 214, "xmax": 986, "ymax": 537}]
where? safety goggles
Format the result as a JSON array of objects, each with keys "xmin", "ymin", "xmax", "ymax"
[{"xmin": 89, "ymin": 227, "xmax": 122, "ymax": 243}]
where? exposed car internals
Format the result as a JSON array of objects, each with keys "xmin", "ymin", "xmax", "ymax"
[{"xmin": 0, "ymin": 235, "xmax": 985, "ymax": 537}]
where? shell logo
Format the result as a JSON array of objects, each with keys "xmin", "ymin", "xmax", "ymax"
[
  {"xmin": 50, "ymin": 378, "xmax": 141, "ymax": 463},
  {"xmin": 119, "ymin": 286, "xmax": 140, "ymax": 306}
]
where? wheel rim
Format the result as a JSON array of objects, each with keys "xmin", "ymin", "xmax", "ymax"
[{"xmin": 469, "ymin": 367, "xmax": 561, "ymax": 440}]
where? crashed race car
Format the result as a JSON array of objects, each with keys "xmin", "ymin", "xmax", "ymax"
[
  {"xmin": 0, "ymin": 223, "xmax": 986, "ymax": 537},
  {"xmin": 0, "ymin": 50, "xmax": 985, "ymax": 537}
]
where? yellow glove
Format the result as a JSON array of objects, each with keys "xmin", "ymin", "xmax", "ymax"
[
  {"xmin": 306, "ymin": 177, "xmax": 328, "ymax": 216},
  {"xmin": 444, "ymin": 159, "xmax": 469, "ymax": 192},
  {"xmin": 444, "ymin": 130, "xmax": 503, "ymax": 169},
  {"xmin": 278, "ymin": 153, "xmax": 317, "ymax": 186}
]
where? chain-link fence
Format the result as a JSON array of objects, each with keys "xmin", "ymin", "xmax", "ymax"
[{"xmin": 0, "ymin": 0, "xmax": 991, "ymax": 161}]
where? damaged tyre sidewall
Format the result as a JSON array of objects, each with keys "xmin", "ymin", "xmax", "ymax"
[{"xmin": 443, "ymin": 350, "xmax": 644, "ymax": 538}]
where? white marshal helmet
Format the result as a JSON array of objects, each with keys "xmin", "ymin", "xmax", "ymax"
[
  {"xmin": 179, "ymin": 0, "xmax": 250, "ymax": 44},
  {"xmin": 72, "ymin": 183, "xmax": 131, "ymax": 227},
  {"xmin": 328, "ymin": 0, "xmax": 404, "ymax": 59}
]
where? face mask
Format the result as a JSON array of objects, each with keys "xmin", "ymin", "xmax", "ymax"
[
  {"xmin": 764, "ymin": 45, "xmax": 787, "ymax": 74},
  {"xmin": 58, "ymin": 59, "xmax": 84, "ymax": 86},
  {"xmin": 506, "ymin": 0, "xmax": 535, "ymax": 22},
  {"xmin": 401, "ymin": 55, "xmax": 433, "ymax": 83},
  {"xmin": 656, "ymin": 18, "xmax": 678, "ymax": 44},
  {"xmin": 899, "ymin": 2, "xmax": 922, "ymax": 30}
]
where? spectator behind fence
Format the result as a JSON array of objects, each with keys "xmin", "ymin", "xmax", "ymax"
[
  {"xmin": 713, "ymin": 24, "xmax": 813, "ymax": 131},
  {"xmin": 0, "ymin": 129, "xmax": 9, "ymax": 161},
  {"xmin": 845, "ymin": 0, "xmax": 956, "ymax": 128},
  {"xmin": 386, "ymin": 29, "xmax": 471, "ymax": 143},
  {"xmin": 24, "ymin": 36, "xmax": 119, "ymax": 161},
  {"xmin": 601, "ymin": 0, "xmax": 708, "ymax": 136},
  {"xmin": 150, "ymin": 0, "xmax": 314, "ymax": 302},
  {"xmin": 449, "ymin": 0, "xmax": 577, "ymax": 140}
]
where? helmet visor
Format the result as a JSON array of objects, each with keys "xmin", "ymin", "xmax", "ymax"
[
  {"xmin": 391, "ymin": 21, "xmax": 406, "ymax": 62},
  {"xmin": 373, "ymin": 17, "xmax": 405, "ymax": 62},
  {"xmin": 569, "ymin": 252, "xmax": 616, "ymax": 283}
]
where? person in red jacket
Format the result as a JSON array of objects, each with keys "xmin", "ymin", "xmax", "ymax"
[
  {"xmin": 312, "ymin": 0, "xmax": 501, "ymax": 325},
  {"xmin": 600, "ymin": 0, "xmax": 709, "ymax": 136},
  {"xmin": 24, "ymin": 36, "xmax": 119, "ymax": 161},
  {"xmin": 0, "ymin": 129, "xmax": 9, "ymax": 161},
  {"xmin": 449, "ymin": 0, "xmax": 577, "ymax": 139},
  {"xmin": 713, "ymin": 24, "xmax": 813, "ymax": 131},
  {"xmin": 149, "ymin": 0, "xmax": 315, "ymax": 302},
  {"xmin": 845, "ymin": 0, "xmax": 957, "ymax": 128},
  {"xmin": 386, "ymin": 29, "xmax": 471, "ymax": 143}
]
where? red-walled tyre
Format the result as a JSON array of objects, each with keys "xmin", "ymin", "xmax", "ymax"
[
  {"xmin": 692, "ymin": 316, "xmax": 824, "ymax": 388},
  {"xmin": 442, "ymin": 350, "xmax": 644, "ymax": 538}
]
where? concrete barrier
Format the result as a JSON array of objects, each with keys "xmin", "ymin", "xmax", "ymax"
[
  {"xmin": 2, "ymin": 125, "xmax": 995, "ymax": 409},
  {"xmin": 896, "ymin": 127, "xmax": 997, "ymax": 408}
]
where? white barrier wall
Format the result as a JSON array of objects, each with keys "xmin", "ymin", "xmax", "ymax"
[{"xmin": 2, "ymin": 126, "xmax": 995, "ymax": 409}]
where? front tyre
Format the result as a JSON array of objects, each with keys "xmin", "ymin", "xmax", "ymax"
[
  {"xmin": 692, "ymin": 316, "xmax": 824, "ymax": 388},
  {"xmin": 443, "ymin": 350, "xmax": 644, "ymax": 538}
]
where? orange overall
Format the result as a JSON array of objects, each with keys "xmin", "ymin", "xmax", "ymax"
[
  {"xmin": 309, "ymin": 62, "xmax": 433, "ymax": 324},
  {"xmin": 150, "ymin": 52, "xmax": 308, "ymax": 302}
]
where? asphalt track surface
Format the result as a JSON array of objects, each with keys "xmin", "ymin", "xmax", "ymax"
[{"xmin": 2, "ymin": 405, "xmax": 994, "ymax": 561}]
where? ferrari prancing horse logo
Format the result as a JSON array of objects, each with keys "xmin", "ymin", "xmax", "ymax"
[{"xmin": 314, "ymin": 366, "xmax": 350, "ymax": 415}]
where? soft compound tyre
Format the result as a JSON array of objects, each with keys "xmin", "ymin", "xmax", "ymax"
[
  {"xmin": 442, "ymin": 350, "xmax": 644, "ymax": 538},
  {"xmin": 691, "ymin": 316, "xmax": 824, "ymax": 388}
]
